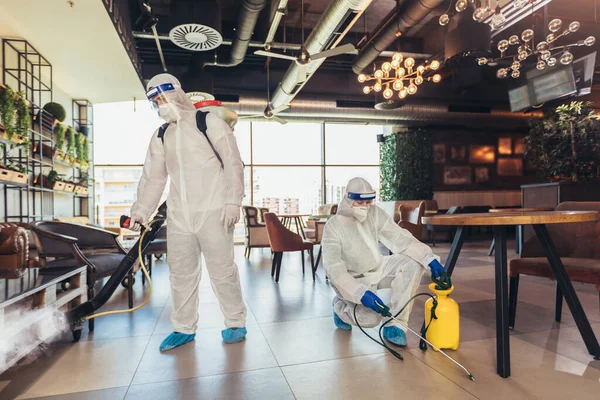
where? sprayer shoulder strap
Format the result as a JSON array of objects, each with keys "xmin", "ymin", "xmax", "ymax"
[{"xmin": 157, "ymin": 111, "xmax": 224, "ymax": 169}]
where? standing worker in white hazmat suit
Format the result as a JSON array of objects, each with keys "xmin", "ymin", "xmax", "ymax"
[
  {"xmin": 321, "ymin": 177, "xmax": 445, "ymax": 346},
  {"xmin": 129, "ymin": 73, "xmax": 247, "ymax": 351}
]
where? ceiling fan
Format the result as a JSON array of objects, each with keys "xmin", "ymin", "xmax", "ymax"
[
  {"xmin": 253, "ymin": 0, "xmax": 357, "ymax": 84},
  {"xmin": 238, "ymin": 61, "xmax": 290, "ymax": 125}
]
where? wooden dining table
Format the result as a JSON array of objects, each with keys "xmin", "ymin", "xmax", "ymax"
[
  {"xmin": 422, "ymin": 211, "xmax": 600, "ymax": 378},
  {"xmin": 487, "ymin": 207, "xmax": 555, "ymax": 255},
  {"xmin": 277, "ymin": 213, "xmax": 311, "ymax": 239}
]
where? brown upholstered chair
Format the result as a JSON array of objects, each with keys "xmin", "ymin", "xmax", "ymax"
[
  {"xmin": 305, "ymin": 203, "xmax": 337, "ymax": 244},
  {"xmin": 0, "ymin": 222, "xmax": 40, "ymax": 279},
  {"xmin": 398, "ymin": 201, "xmax": 426, "ymax": 239},
  {"xmin": 508, "ymin": 202, "xmax": 600, "ymax": 329},
  {"xmin": 258, "ymin": 207, "xmax": 270, "ymax": 224},
  {"xmin": 263, "ymin": 212, "xmax": 315, "ymax": 282},
  {"xmin": 242, "ymin": 206, "xmax": 270, "ymax": 258}
]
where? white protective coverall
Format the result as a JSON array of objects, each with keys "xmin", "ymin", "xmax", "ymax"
[
  {"xmin": 131, "ymin": 74, "xmax": 246, "ymax": 334},
  {"xmin": 322, "ymin": 177, "xmax": 438, "ymax": 328}
]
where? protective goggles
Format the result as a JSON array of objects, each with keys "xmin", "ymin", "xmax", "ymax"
[
  {"xmin": 347, "ymin": 191, "xmax": 376, "ymax": 201},
  {"xmin": 146, "ymin": 83, "xmax": 178, "ymax": 110}
]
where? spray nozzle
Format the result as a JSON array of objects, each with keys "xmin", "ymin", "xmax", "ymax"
[{"xmin": 375, "ymin": 301, "xmax": 392, "ymax": 318}]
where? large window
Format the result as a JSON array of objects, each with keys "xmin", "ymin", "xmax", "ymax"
[{"xmin": 252, "ymin": 122, "xmax": 322, "ymax": 165}]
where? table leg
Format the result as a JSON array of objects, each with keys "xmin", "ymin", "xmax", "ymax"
[
  {"xmin": 533, "ymin": 224, "xmax": 600, "ymax": 359},
  {"xmin": 444, "ymin": 226, "xmax": 467, "ymax": 276},
  {"xmin": 487, "ymin": 237, "xmax": 495, "ymax": 256},
  {"xmin": 516, "ymin": 225, "xmax": 523, "ymax": 255},
  {"xmin": 297, "ymin": 217, "xmax": 306, "ymax": 239},
  {"xmin": 493, "ymin": 226, "xmax": 511, "ymax": 378}
]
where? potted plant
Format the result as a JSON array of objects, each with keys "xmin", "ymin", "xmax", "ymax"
[
  {"xmin": 63, "ymin": 178, "xmax": 76, "ymax": 192},
  {"xmin": 66, "ymin": 127, "xmax": 77, "ymax": 165},
  {"xmin": 42, "ymin": 102, "xmax": 66, "ymax": 123},
  {"xmin": 44, "ymin": 170, "xmax": 66, "ymax": 190},
  {"xmin": 0, "ymin": 85, "xmax": 16, "ymax": 141},
  {"xmin": 6, "ymin": 162, "xmax": 29, "ymax": 184},
  {"xmin": 75, "ymin": 133, "xmax": 85, "ymax": 168},
  {"xmin": 53, "ymin": 123, "xmax": 66, "ymax": 160},
  {"xmin": 13, "ymin": 91, "xmax": 29, "ymax": 144}
]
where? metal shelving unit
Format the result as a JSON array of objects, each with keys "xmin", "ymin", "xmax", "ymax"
[{"xmin": 72, "ymin": 99, "xmax": 94, "ymax": 218}]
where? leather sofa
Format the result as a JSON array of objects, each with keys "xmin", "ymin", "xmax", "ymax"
[{"xmin": 0, "ymin": 222, "xmax": 39, "ymax": 279}]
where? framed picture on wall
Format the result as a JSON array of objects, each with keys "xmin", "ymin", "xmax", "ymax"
[
  {"xmin": 433, "ymin": 144, "xmax": 446, "ymax": 163},
  {"xmin": 444, "ymin": 166, "xmax": 472, "ymax": 185},
  {"xmin": 498, "ymin": 138, "xmax": 512, "ymax": 155},
  {"xmin": 498, "ymin": 158, "xmax": 523, "ymax": 176},
  {"xmin": 469, "ymin": 145, "xmax": 496, "ymax": 164},
  {"xmin": 514, "ymin": 138, "xmax": 525, "ymax": 154},
  {"xmin": 475, "ymin": 167, "xmax": 489, "ymax": 183},
  {"xmin": 451, "ymin": 145, "xmax": 467, "ymax": 161}
]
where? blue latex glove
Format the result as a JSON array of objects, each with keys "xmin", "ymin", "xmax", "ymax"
[
  {"xmin": 361, "ymin": 290, "xmax": 386, "ymax": 313},
  {"xmin": 429, "ymin": 259, "xmax": 445, "ymax": 278}
]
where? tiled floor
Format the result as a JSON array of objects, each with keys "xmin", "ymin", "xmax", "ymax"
[{"xmin": 1, "ymin": 240, "xmax": 600, "ymax": 399}]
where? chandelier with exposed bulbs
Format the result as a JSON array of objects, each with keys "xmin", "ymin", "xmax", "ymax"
[
  {"xmin": 439, "ymin": 0, "xmax": 537, "ymax": 31},
  {"xmin": 358, "ymin": 53, "xmax": 442, "ymax": 99},
  {"xmin": 477, "ymin": 18, "xmax": 596, "ymax": 79}
]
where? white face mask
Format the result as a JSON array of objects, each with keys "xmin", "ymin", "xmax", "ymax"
[
  {"xmin": 352, "ymin": 206, "xmax": 369, "ymax": 222},
  {"xmin": 158, "ymin": 103, "xmax": 179, "ymax": 123}
]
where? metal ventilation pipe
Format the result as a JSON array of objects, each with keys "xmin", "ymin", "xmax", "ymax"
[
  {"xmin": 269, "ymin": 0, "xmax": 373, "ymax": 110},
  {"xmin": 352, "ymin": 0, "xmax": 446, "ymax": 74},
  {"xmin": 207, "ymin": 0, "xmax": 267, "ymax": 67},
  {"xmin": 226, "ymin": 95, "xmax": 539, "ymax": 125}
]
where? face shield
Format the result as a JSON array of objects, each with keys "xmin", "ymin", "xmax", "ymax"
[
  {"xmin": 338, "ymin": 177, "xmax": 377, "ymax": 221},
  {"xmin": 146, "ymin": 82, "xmax": 182, "ymax": 123}
]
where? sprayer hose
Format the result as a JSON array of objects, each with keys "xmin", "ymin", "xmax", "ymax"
[{"xmin": 83, "ymin": 222, "xmax": 155, "ymax": 320}]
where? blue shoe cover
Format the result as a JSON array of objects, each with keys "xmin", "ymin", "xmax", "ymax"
[
  {"xmin": 222, "ymin": 327, "xmax": 247, "ymax": 344},
  {"xmin": 333, "ymin": 312, "xmax": 352, "ymax": 331},
  {"xmin": 159, "ymin": 332, "xmax": 196, "ymax": 351},
  {"xmin": 383, "ymin": 326, "xmax": 407, "ymax": 347}
]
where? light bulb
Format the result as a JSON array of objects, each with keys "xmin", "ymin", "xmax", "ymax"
[
  {"xmin": 548, "ymin": 19, "xmax": 562, "ymax": 32},
  {"xmin": 569, "ymin": 21, "xmax": 580, "ymax": 33},
  {"xmin": 518, "ymin": 52, "xmax": 528, "ymax": 61},
  {"xmin": 373, "ymin": 82, "xmax": 382, "ymax": 92},
  {"xmin": 391, "ymin": 59, "xmax": 400, "ymax": 69},
  {"xmin": 397, "ymin": 67, "xmax": 405, "ymax": 77},
  {"xmin": 382, "ymin": 62, "xmax": 392, "ymax": 73},
  {"xmin": 509, "ymin": 35, "xmax": 520, "ymax": 45},
  {"xmin": 584, "ymin": 36, "xmax": 596, "ymax": 46},
  {"xmin": 374, "ymin": 70, "xmax": 384, "ymax": 79},
  {"xmin": 407, "ymin": 83, "xmax": 417, "ymax": 95},
  {"xmin": 439, "ymin": 14, "xmax": 450, "ymax": 26},
  {"xmin": 560, "ymin": 50, "xmax": 573, "ymax": 65},
  {"xmin": 496, "ymin": 68, "xmax": 508, "ymax": 79},
  {"xmin": 511, "ymin": 60, "xmax": 521, "ymax": 70},
  {"xmin": 358, "ymin": 74, "xmax": 366, "ymax": 83},
  {"xmin": 540, "ymin": 50, "xmax": 551, "ymax": 61},
  {"xmin": 432, "ymin": 74, "xmax": 441, "ymax": 83},
  {"xmin": 362, "ymin": 86, "xmax": 371, "ymax": 94},
  {"xmin": 521, "ymin": 29, "xmax": 534, "ymax": 42},
  {"xmin": 511, "ymin": 69, "xmax": 520, "ymax": 78},
  {"xmin": 393, "ymin": 79, "xmax": 403, "ymax": 91},
  {"xmin": 399, "ymin": 88, "xmax": 408, "ymax": 99},
  {"xmin": 415, "ymin": 76, "xmax": 424, "ymax": 85},
  {"xmin": 536, "ymin": 60, "xmax": 546, "ymax": 70},
  {"xmin": 416, "ymin": 65, "xmax": 424, "ymax": 74},
  {"xmin": 404, "ymin": 57, "xmax": 415, "ymax": 68},
  {"xmin": 536, "ymin": 41, "xmax": 549, "ymax": 51},
  {"xmin": 430, "ymin": 60, "xmax": 440, "ymax": 70},
  {"xmin": 513, "ymin": 0, "xmax": 528, "ymax": 9},
  {"xmin": 491, "ymin": 7, "xmax": 506, "ymax": 29},
  {"xmin": 473, "ymin": 7, "xmax": 487, "ymax": 22},
  {"xmin": 477, "ymin": 57, "xmax": 488, "ymax": 65},
  {"xmin": 497, "ymin": 40, "xmax": 509, "ymax": 52},
  {"xmin": 518, "ymin": 45, "xmax": 528, "ymax": 54},
  {"xmin": 383, "ymin": 88, "xmax": 393, "ymax": 99},
  {"xmin": 392, "ymin": 53, "xmax": 403, "ymax": 62},
  {"xmin": 455, "ymin": 0, "xmax": 467, "ymax": 12},
  {"xmin": 546, "ymin": 33, "xmax": 556, "ymax": 43},
  {"xmin": 547, "ymin": 57, "xmax": 557, "ymax": 67}
]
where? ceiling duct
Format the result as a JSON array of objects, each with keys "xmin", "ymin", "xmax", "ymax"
[
  {"xmin": 269, "ymin": 0, "xmax": 373, "ymax": 111},
  {"xmin": 157, "ymin": 0, "xmax": 222, "ymax": 40},
  {"xmin": 351, "ymin": 0, "xmax": 446, "ymax": 74},
  {"xmin": 226, "ymin": 95, "xmax": 539, "ymax": 126}
]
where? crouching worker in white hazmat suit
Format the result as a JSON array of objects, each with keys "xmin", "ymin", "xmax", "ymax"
[
  {"xmin": 129, "ymin": 73, "xmax": 247, "ymax": 351},
  {"xmin": 321, "ymin": 177, "xmax": 446, "ymax": 347}
]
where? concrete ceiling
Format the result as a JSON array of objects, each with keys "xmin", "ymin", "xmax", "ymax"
[{"xmin": 0, "ymin": 0, "xmax": 145, "ymax": 104}]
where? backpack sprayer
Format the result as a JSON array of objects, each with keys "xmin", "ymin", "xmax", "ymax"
[
  {"xmin": 354, "ymin": 272, "xmax": 475, "ymax": 381},
  {"xmin": 53, "ymin": 202, "xmax": 167, "ymax": 338}
]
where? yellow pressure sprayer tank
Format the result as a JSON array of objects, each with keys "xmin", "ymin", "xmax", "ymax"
[{"xmin": 424, "ymin": 282, "xmax": 460, "ymax": 351}]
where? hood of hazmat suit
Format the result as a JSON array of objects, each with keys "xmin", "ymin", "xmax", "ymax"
[{"xmin": 321, "ymin": 177, "xmax": 438, "ymax": 303}]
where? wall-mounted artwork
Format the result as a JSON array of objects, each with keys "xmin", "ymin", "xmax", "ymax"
[
  {"xmin": 433, "ymin": 144, "xmax": 446, "ymax": 163},
  {"xmin": 498, "ymin": 138, "xmax": 512, "ymax": 155},
  {"xmin": 444, "ymin": 166, "xmax": 472, "ymax": 185},
  {"xmin": 451, "ymin": 145, "xmax": 467, "ymax": 161},
  {"xmin": 475, "ymin": 167, "xmax": 489, "ymax": 183},
  {"xmin": 498, "ymin": 158, "xmax": 524, "ymax": 176},
  {"xmin": 514, "ymin": 138, "xmax": 525, "ymax": 154},
  {"xmin": 469, "ymin": 145, "xmax": 496, "ymax": 164}
]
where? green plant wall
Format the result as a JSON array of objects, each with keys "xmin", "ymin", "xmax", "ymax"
[{"xmin": 379, "ymin": 129, "xmax": 434, "ymax": 201}]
